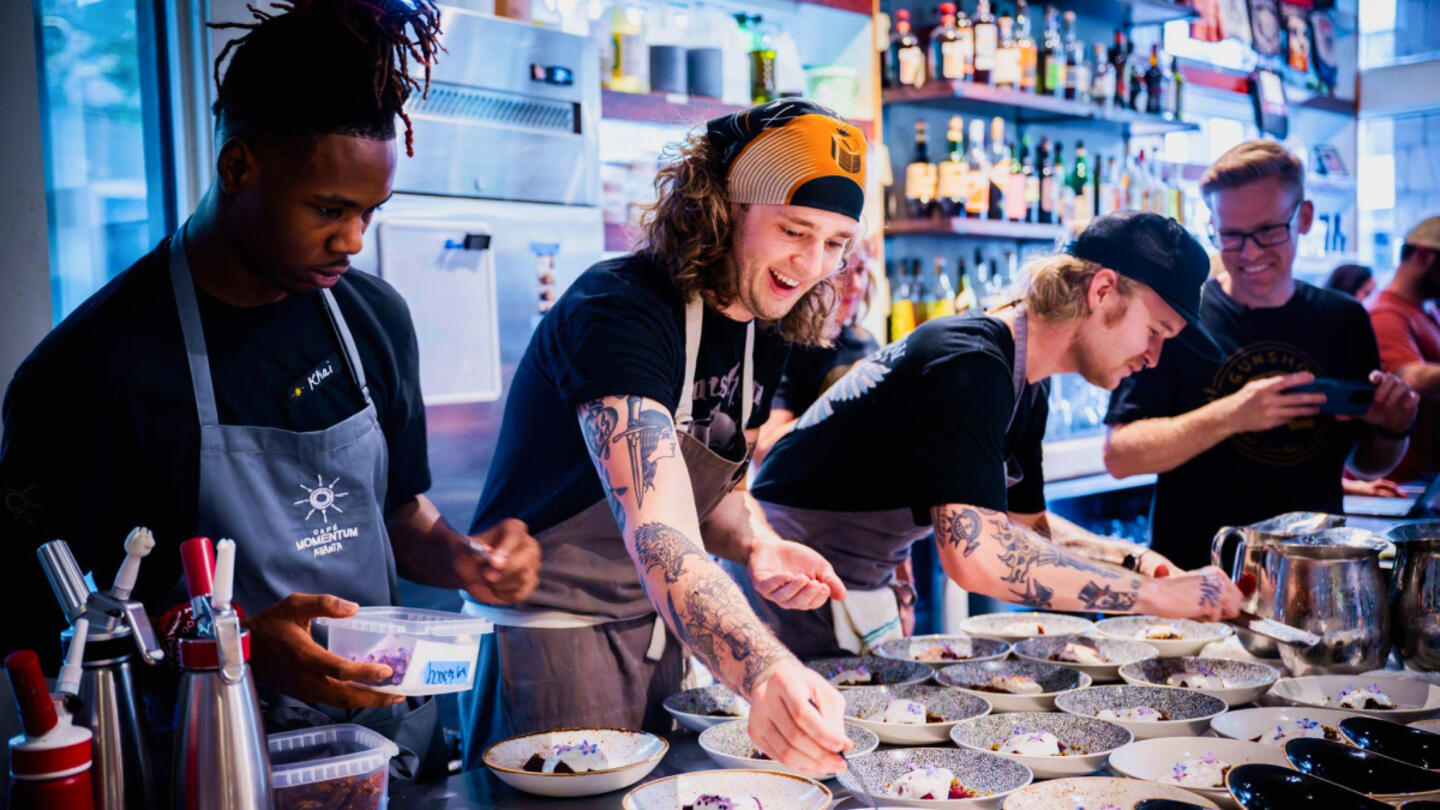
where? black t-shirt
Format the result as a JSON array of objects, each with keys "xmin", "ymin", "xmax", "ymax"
[
  {"xmin": 1106, "ymin": 278, "xmax": 1379, "ymax": 570},
  {"xmin": 752, "ymin": 315, "xmax": 1049, "ymax": 523},
  {"xmin": 0, "ymin": 239, "xmax": 430, "ymax": 665},
  {"xmin": 470, "ymin": 253, "xmax": 788, "ymax": 536},
  {"xmin": 773, "ymin": 325, "xmax": 880, "ymax": 416}
]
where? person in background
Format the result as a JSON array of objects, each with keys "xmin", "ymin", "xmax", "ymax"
[
  {"xmin": 745, "ymin": 211, "xmax": 1236, "ymax": 661},
  {"xmin": 1367, "ymin": 216, "xmax": 1440, "ymax": 484},
  {"xmin": 1326, "ymin": 263, "xmax": 1376, "ymax": 301},
  {"xmin": 1104, "ymin": 141, "xmax": 1418, "ymax": 571},
  {"xmin": 460, "ymin": 99, "xmax": 869, "ymax": 777},
  {"xmin": 0, "ymin": 0, "xmax": 540, "ymax": 778},
  {"xmin": 754, "ymin": 241, "xmax": 879, "ymax": 464}
]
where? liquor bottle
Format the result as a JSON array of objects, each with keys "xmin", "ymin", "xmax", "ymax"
[
  {"xmin": 750, "ymin": 16, "xmax": 777, "ymax": 103},
  {"xmin": 1129, "ymin": 40, "xmax": 1146, "ymax": 112},
  {"xmin": 1036, "ymin": 136, "xmax": 1054, "ymax": 224},
  {"xmin": 930, "ymin": 3, "xmax": 968, "ymax": 82},
  {"xmin": 1016, "ymin": 0, "xmax": 1037, "ymax": 92},
  {"xmin": 889, "ymin": 261, "xmax": 918, "ymax": 341},
  {"xmin": 955, "ymin": 2, "xmax": 975, "ymax": 82},
  {"xmin": 1022, "ymin": 136, "xmax": 1039, "ymax": 222},
  {"xmin": 889, "ymin": 9, "xmax": 926, "ymax": 89},
  {"xmin": 1169, "ymin": 54, "xmax": 1185, "ymax": 121},
  {"xmin": 987, "ymin": 116, "xmax": 1009, "ymax": 220},
  {"xmin": 1099, "ymin": 155, "xmax": 1118, "ymax": 216},
  {"xmin": 1091, "ymin": 43, "xmax": 1114, "ymax": 109},
  {"xmin": 1038, "ymin": 5, "xmax": 1063, "ymax": 96},
  {"xmin": 1120, "ymin": 146, "xmax": 1137, "ymax": 210},
  {"xmin": 972, "ymin": 0, "xmax": 997, "ymax": 85},
  {"xmin": 965, "ymin": 117, "xmax": 991, "ymax": 218},
  {"xmin": 1069, "ymin": 140, "xmax": 1092, "ymax": 225},
  {"xmin": 1004, "ymin": 140, "xmax": 1028, "ymax": 222},
  {"xmin": 954, "ymin": 257, "xmax": 979, "ymax": 313},
  {"xmin": 926, "ymin": 257, "xmax": 957, "ymax": 321},
  {"xmin": 994, "ymin": 14, "xmax": 1020, "ymax": 90},
  {"xmin": 905, "ymin": 121, "xmax": 937, "ymax": 219},
  {"xmin": 1110, "ymin": 30, "xmax": 1130, "ymax": 109},
  {"xmin": 607, "ymin": 0, "xmax": 648, "ymax": 93},
  {"xmin": 1061, "ymin": 11, "xmax": 1082, "ymax": 101},
  {"xmin": 1144, "ymin": 43, "xmax": 1163, "ymax": 115},
  {"xmin": 936, "ymin": 116, "xmax": 968, "ymax": 217},
  {"xmin": 974, "ymin": 248, "xmax": 992, "ymax": 306},
  {"xmin": 1051, "ymin": 141, "xmax": 1067, "ymax": 223}
]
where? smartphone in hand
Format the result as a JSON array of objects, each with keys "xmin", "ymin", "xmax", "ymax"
[{"xmin": 1287, "ymin": 378, "xmax": 1376, "ymax": 416}]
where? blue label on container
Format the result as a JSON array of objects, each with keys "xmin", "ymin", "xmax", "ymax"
[{"xmin": 423, "ymin": 660, "xmax": 471, "ymax": 686}]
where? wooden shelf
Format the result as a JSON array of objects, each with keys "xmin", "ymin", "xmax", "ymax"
[
  {"xmin": 1065, "ymin": 0, "xmax": 1199, "ymax": 28},
  {"xmin": 602, "ymin": 90, "xmax": 876, "ymax": 139},
  {"xmin": 883, "ymin": 81, "xmax": 1199, "ymax": 134},
  {"xmin": 798, "ymin": 0, "xmax": 870, "ymax": 14},
  {"xmin": 885, "ymin": 217, "xmax": 1067, "ymax": 242},
  {"xmin": 1177, "ymin": 59, "xmax": 1357, "ymax": 117}
]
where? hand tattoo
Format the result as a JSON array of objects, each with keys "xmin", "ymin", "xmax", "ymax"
[
  {"xmin": 1199, "ymin": 571, "xmax": 1223, "ymax": 609},
  {"xmin": 937, "ymin": 507, "xmax": 983, "ymax": 557},
  {"xmin": 1077, "ymin": 579, "xmax": 1140, "ymax": 611},
  {"xmin": 611, "ymin": 396, "xmax": 677, "ymax": 508}
]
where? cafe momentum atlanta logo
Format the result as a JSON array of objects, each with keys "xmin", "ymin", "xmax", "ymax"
[{"xmin": 294, "ymin": 474, "xmax": 349, "ymax": 521}]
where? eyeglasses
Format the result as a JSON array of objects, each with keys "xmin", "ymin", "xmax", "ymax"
[{"xmin": 1211, "ymin": 200, "xmax": 1302, "ymax": 252}]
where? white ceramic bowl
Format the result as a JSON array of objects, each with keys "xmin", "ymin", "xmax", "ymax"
[
  {"xmin": 1055, "ymin": 684, "xmax": 1228, "ymax": 740},
  {"xmin": 1011, "ymin": 634, "xmax": 1159, "ymax": 684},
  {"xmin": 960, "ymin": 612, "xmax": 1096, "ymax": 643},
  {"xmin": 949, "ymin": 711, "xmax": 1132, "ymax": 780},
  {"xmin": 1001, "ymin": 775, "xmax": 1220, "ymax": 810},
  {"xmin": 622, "ymin": 769, "xmax": 832, "ymax": 810},
  {"xmin": 1209, "ymin": 706, "xmax": 1360, "ymax": 746},
  {"xmin": 697, "ymin": 718, "xmax": 879, "ymax": 779},
  {"xmin": 1108, "ymin": 736, "xmax": 1294, "ymax": 810},
  {"xmin": 873, "ymin": 634, "xmax": 1013, "ymax": 670},
  {"xmin": 1095, "ymin": 616, "xmax": 1234, "ymax": 658},
  {"xmin": 482, "ymin": 727, "xmax": 667, "ymax": 798},
  {"xmin": 844, "ymin": 684, "xmax": 993, "ymax": 744},
  {"xmin": 1119, "ymin": 657, "xmax": 1279, "ymax": 707},
  {"xmin": 662, "ymin": 684, "xmax": 749, "ymax": 733},
  {"xmin": 1268, "ymin": 674, "xmax": 1440, "ymax": 723},
  {"xmin": 836, "ymin": 747, "xmax": 1034, "ymax": 809},
  {"xmin": 936, "ymin": 660, "xmax": 1091, "ymax": 712},
  {"xmin": 806, "ymin": 655, "xmax": 935, "ymax": 689}
]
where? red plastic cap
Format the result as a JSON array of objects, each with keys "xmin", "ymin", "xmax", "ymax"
[
  {"xmin": 895, "ymin": 8, "xmax": 910, "ymax": 19},
  {"xmin": 180, "ymin": 537, "xmax": 215, "ymax": 600},
  {"xmin": 5, "ymin": 650, "xmax": 58, "ymax": 739},
  {"xmin": 940, "ymin": 3, "xmax": 956, "ymax": 13}
]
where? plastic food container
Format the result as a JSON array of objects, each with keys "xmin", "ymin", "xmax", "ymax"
[
  {"xmin": 314, "ymin": 606, "xmax": 491, "ymax": 695},
  {"xmin": 269, "ymin": 723, "xmax": 399, "ymax": 810}
]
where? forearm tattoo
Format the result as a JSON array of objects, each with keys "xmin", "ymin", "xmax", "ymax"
[
  {"xmin": 634, "ymin": 521, "xmax": 792, "ymax": 693},
  {"xmin": 1078, "ymin": 579, "xmax": 1142, "ymax": 611},
  {"xmin": 936, "ymin": 507, "xmax": 983, "ymax": 558},
  {"xmin": 579, "ymin": 400, "xmax": 629, "ymax": 532}
]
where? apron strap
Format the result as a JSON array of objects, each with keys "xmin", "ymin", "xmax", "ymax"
[
  {"xmin": 167, "ymin": 223, "xmax": 222, "ymax": 428},
  {"xmin": 1007, "ymin": 308, "xmax": 1028, "ymax": 434},
  {"xmin": 320, "ymin": 287, "xmax": 373, "ymax": 405},
  {"xmin": 674, "ymin": 296, "xmax": 756, "ymax": 431}
]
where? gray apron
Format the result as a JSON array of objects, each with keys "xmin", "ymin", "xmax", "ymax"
[
  {"xmin": 741, "ymin": 311, "xmax": 1031, "ymax": 659},
  {"xmin": 168, "ymin": 225, "xmax": 444, "ymax": 780},
  {"xmin": 458, "ymin": 296, "xmax": 755, "ymax": 770}
]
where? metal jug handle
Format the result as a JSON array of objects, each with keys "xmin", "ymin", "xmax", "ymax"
[
  {"xmin": 1212, "ymin": 526, "xmax": 1244, "ymax": 576},
  {"xmin": 214, "ymin": 610, "xmax": 245, "ymax": 685}
]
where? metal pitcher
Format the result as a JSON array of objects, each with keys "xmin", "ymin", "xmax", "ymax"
[
  {"xmin": 1212, "ymin": 512, "xmax": 1347, "ymax": 657},
  {"xmin": 1388, "ymin": 521, "xmax": 1440, "ymax": 672},
  {"xmin": 1267, "ymin": 527, "xmax": 1392, "ymax": 675}
]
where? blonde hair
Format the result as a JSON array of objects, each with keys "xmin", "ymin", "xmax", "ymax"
[
  {"xmin": 1200, "ymin": 140, "xmax": 1305, "ymax": 202},
  {"xmin": 636, "ymin": 129, "xmax": 838, "ymax": 347},
  {"xmin": 1023, "ymin": 253, "xmax": 1138, "ymax": 323}
]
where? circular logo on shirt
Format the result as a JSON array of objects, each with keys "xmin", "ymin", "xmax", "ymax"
[
  {"xmin": 294, "ymin": 474, "xmax": 349, "ymax": 522},
  {"xmin": 1205, "ymin": 340, "xmax": 1329, "ymax": 465}
]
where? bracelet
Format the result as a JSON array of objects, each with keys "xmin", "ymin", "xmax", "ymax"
[{"xmin": 1375, "ymin": 422, "xmax": 1415, "ymax": 441}]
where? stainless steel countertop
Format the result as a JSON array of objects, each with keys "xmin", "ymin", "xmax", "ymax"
[{"xmin": 389, "ymin": 733, "xmax": 866, "ymax": 809}]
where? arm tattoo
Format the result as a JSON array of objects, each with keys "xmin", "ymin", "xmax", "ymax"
[
  {"xmin": 579, "ymin": 400, "xmax": 629, "ymax": 532},
  {"xmin": 968, "ymin": 507, "xmax": 1131, "ymax": 610},
  {"xmin": 1199, "ymin": 571, "xmax": 1223, "ymax": 609},
  {"xmin": 612, "ymin": 396, "xmax": 677, "ymax": 509},
  {"xmin": 1078, "ymin": 579, "xmax": 1141, "ymax": 611},
  {"xmin": 633, "ymin": 521, "xmax": 793, "ymax": 694},
  {"xmin": 937, "ymin": 508, "xmax": 983, "ymax": 557}
]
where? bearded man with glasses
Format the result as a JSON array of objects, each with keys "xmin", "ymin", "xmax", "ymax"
[{"xmin": 1101, "ymin": 140, "xmax": 1418, "ymax": 571}]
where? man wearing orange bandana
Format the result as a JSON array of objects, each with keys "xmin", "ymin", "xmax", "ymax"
[{"xmin": 458, "ymin": 100, "xmax": 868, "ymax": 777}]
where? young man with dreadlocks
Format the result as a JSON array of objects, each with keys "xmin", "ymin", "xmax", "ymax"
[
  {"xmin": 459, "ymin": 99, "xmax": 865, "ymax": 776},
  {"xmin": 0, "ymin": 0, "xmax": 537, "ymax": 776}
]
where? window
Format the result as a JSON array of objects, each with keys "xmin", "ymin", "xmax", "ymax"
[{"xmin": 36, "ymin": 0, "xmax": 171, "ymax": 323}]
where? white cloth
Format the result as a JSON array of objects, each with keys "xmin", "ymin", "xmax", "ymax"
[{"xmin": 830, "ymin": 585, "xmax": 904, "ymax": 655}]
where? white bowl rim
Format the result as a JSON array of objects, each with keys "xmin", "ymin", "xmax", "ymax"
[
  {"xmin": 482, "ymin": 727, "xmax": 668, "ymax": 777},
  {"xmin": 1095, "ymin": 616, "xmax": 1234, "ymax": 641},
  {"xmin": 1118, "ymin": 657, "xmax": 1281, "ymax": 688},
  {"xmin": 938, "ymin": 662, "xmax": 1093, "ymax": 698},
  {"xmin": 1054, "ymin": 684, "xmax": 1229, "ymax": 721},
  {"xmin": 620, "ymin": 768, "xmax": 833, "ymax": 809}
]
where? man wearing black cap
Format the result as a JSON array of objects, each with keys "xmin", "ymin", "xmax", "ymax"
[
  {"xmin": 746, "ymin": 211, "xmax": 1244, "ymax": 660},
  {"xmin": 1105, "ymin": 141, "xmax": 1418, "ymax": 570}
]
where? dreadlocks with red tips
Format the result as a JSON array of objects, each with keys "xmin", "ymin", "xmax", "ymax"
[{"xmin": 210, "ymin": 0, "xmax": 444, "ymax": 157}]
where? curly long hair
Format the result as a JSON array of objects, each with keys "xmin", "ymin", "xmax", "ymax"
[{"xmin": 635, "ymin": 130, "xmax": 839, "ymax": 347}]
